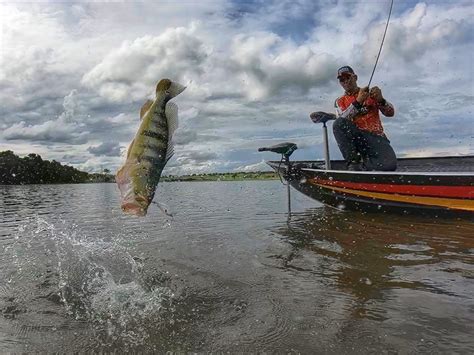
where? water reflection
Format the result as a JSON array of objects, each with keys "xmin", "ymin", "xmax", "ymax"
[
  {"xmin": 1, "ymin": 182, "xmax": 473, "ymax": 353},
  {"xmin": 0, "ymin": 185, "xmax": 68, "ymax": 237},
  {"xmin": 275, "ymin": 208, "xmax": 474, "ymax": 320}
]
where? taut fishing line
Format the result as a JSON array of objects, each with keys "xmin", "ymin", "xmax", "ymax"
[{"xmin": 368, "ymin": 0, "xmax": 394, "ymax": 87}]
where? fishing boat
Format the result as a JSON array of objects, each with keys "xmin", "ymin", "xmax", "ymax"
[
  {"xmin": 259, "ymin": 113, "xmax": 474, "ymax": 217},
  {"xmin": 257, "ymin": 0, "xmax": 473, "ymax": 217}
]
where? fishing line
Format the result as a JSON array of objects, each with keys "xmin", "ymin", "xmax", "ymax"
[
  {"xmin": 151, "ymin": 200, "xmax": 174, "ymax": 217},
  {"xmin": 367, "ymin": 0, "xmax": 394, "ymax": 87}
]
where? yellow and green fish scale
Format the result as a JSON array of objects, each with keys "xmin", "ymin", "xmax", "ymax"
[{"xmin": 129, "ymin": 100, "xmax": 169, "ymax": 199}]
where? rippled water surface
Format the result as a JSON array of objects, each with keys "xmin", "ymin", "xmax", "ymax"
[{"xmin": 1, "ymin": 182, "xmax": 473, "ymax": 353}]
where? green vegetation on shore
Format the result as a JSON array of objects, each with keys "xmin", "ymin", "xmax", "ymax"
[
  {"xmin": 162, "ymin": 171, "xmax": 277, "ymax": 182},
  {"xmin": 0, "ymin": 151, "xmax": 114, "ymax": 185},
  {"xmin": 0, "ymin": 150, "xmax": 277, "ymax": 185}
]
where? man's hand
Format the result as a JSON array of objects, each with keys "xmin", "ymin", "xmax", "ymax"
[
  {"xmin": 356, "ymin": 86, "xmax": 369, "ymax": 104},
  {"xmin": 370, "ymin": 86, "xmax": 384, "ymax": 103}
]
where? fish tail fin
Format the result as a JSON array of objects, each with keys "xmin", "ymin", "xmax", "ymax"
[{"xmin": 156, "ymin": 79, "xmax": 186, "ymax": 99}]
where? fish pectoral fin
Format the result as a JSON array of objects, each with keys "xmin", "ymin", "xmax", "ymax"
[
  {"xmin": 165, "ymin": 101, "xmax": 179, "ymax": 162},
  {"xmin": 140, "ymin": 99, "xmax": 154, "ymax": 120}
]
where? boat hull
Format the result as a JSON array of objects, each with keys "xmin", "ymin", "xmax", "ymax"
[{"xmin": 268, "ymin": 156, "xmax": 474, "ymax": 217}]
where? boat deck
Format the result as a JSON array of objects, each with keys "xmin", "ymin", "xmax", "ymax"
[{"xmin": 270, "ymin": 156, "xmax": 474, "ymax": 173}]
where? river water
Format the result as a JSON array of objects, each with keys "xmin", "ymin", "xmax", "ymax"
[{"xmin": 0, "ymin": 181, "xmax": 473, "ymax": 353}]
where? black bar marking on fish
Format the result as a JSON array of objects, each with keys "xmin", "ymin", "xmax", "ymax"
[
  {"xmin": 142, "ymin": 142, "xmax": 166, "ymax": 152},
  {"xmin": 152, "ymin": 109, "xmax": 169, "ymax": 128},
  {"xmin": 142, "ymin": 130, "xmax": 167, "ymax": 141},
  {"xmin": 156, "ymin": 118, "xmax": 169, "ymax": 129},
  {"xmin": 140, "ymin": 155, "xmax": 166, "ymax": 166}
]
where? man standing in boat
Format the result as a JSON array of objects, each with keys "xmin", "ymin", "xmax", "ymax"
[{"xmin": 333, "ymin": 66, "xmax": 397, "ymax": 171}]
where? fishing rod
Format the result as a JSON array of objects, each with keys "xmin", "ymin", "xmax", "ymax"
[{"xmin": 368, "ymin": 0, "xmax": 394, "ymax": 88}]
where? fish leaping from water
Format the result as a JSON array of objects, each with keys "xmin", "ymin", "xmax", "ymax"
[{"xmin": 116, "ymin": 79, "xmax": 186, "ymax": 216}]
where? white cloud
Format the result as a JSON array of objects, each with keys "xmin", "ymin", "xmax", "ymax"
[
  {"xmin": 370, "ymin": 3, "xmax": 471, "ymax": 65},
  {"xmin": 229, "ymin": 32, "xmax": 337, "ymax": 99},
  {"xmin": 82, "ymin": 24, "xmax": 209, "ymax": 102},
  {"xmin": 0, "ymin": 1, "xmax": 472, "ymax": 174},
  {"xmin": 1, "ymin": 90, "xmax": 89, "ymax": 144},
  {"xmin": 234, "ymin": 159, "xmax": 271, "ymax": 172},
  {"xmin": 87, "ymin": 141, "xmax": 122, "ymax": 157},
  {"xmin": 2, "ymin": 120, "xmax": 87, "ymax": 144}
]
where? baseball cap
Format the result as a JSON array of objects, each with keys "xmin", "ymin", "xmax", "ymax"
[{"xmin": 337, "ymin": 66, "xmax": 355, "ymax": 78}]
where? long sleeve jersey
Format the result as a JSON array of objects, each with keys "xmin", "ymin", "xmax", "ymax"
[{"xmin": 335, "ymin": 91, "xmax": 394, "ymax": 136}]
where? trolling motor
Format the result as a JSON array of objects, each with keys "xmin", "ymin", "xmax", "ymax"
[
  {"xmin": 258, "ymin": 142, "xmax": 298, "ymax": 215},
  {"xmin": 310, "ymin": 111, "xmax": 336, "ymax": 170}
]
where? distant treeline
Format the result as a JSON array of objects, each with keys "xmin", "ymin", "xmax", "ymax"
[
  {"xmin": 0, "ymin": 150, "xmax": 277, "ymax": 185},
  {"xmin": 162, "ymin": 171, "xmax": 277, "ymax": 182},
  {"xmin": 0, "ymin": 150, "xmax": 114, "ymax": 185}
]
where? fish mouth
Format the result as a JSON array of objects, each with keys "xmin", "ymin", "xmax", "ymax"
[
  {"xmin": 116, "ymin": 172, "xmax": 150, "ymax": 216},
  {"xmin": 121, "ymin": 196, "xmax": 149, "ymax": 216},
  {"xmin": 122, "ymin": 191, "xmax": 148, "ymax": 216},
  {"xmin": 122, "ymin": 202, "xmax": 147, "ymax": 216}
]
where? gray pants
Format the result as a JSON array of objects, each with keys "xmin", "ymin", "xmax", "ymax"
[{"xmin": 333, "ymin": 117, "xmax": 397, "ymax": 171}]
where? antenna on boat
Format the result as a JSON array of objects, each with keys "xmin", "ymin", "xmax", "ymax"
[
  {"xmin": 310, "ymin": 112, "xmax": 336, "ymax": 170},
  {"xmin": 258, "ymin": 142, "xmax": 298, "ymax": 216}
]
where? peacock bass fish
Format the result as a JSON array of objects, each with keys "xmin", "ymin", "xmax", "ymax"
[{"xmin": 116, "ymin": 79, "xmax": 186, "ymax": 216}]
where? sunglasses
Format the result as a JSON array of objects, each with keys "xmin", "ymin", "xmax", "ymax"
[{"xmin": 338, "ymin": 75, "xmax": 353, "ymax": 82}]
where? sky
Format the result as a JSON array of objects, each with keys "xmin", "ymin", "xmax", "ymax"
[{"xmin": 0, "ymin": 0, "xmax": 473, "ymax": 175}]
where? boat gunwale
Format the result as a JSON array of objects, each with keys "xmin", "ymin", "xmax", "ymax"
[
  {"xmin": 267, "ymin": 162, "xmax": 474, "ymax": 177},
  {"xmin": 265, "ymin": 156, "xmax": 474, "ymax": 215},
  {"xmin": 298, "ymin": 168, "xmax": 474, "ymax": 177},
  {"xmin": 267, "ymin": 156, "xmax": 474, "ymax": 176}
]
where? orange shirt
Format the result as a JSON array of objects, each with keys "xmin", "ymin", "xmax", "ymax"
[{"xmin": 335, "ymin": 92, "xmax": 394, "ymax": 136}]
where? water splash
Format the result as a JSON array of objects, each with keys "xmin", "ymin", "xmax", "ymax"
[{"xmin": 2, "ymin": 217, "xmax": 174, "ymax": 349}]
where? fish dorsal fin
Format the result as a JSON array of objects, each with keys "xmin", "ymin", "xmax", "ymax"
[
  {"xmin": 140, "ymin": 99, "xmax": 154, "ymax": 120},
  {"xmin": 126, "ymin": 139, "xmax": 135, "ymax": 158},
  {"xmin": 165, "ymin": 101, "xmax": 179, "ymax": 162}
]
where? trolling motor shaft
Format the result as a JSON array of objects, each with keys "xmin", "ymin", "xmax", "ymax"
[{"xmin": 258, "ymin": 142, "xmax": 298, "ymax": 215}]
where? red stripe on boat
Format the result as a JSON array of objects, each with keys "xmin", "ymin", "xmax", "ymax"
[{"xmin": 310, "ymin": 177, "xmax": 473, "ymax": 199}]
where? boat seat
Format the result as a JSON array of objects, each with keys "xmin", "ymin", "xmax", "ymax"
[
  {"xmin": 258, "ymin": 142, "xmax": 298, "ymax": 158},
  {"xmin": 310, "ymin": 111, "xmax": 336, "ymax": 124}
]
